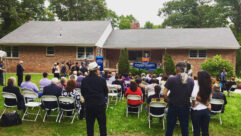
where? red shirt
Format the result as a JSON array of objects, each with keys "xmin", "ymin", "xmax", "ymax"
[{"xmin": 125, "ymin": 87, "xmax": 143, "ymax": 105}]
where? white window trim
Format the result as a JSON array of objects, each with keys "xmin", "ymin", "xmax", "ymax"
[
  {"xmin": 189, "ymin": 50, "xmax": 207, "ymax": 59},
  {"xmin": 46, "ymin": 47, "xmax": 55, "ymax": 56},
  {"xmin": 5, "ymin": 46, "xmax": 19, "ymax": 59},
  {"xmin": 76, "ymin": 47, "xmax": 94, "ymax": 60}
]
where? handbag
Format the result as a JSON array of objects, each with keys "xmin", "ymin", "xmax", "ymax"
[{"xmin": 0, "ymin": 111, "xmax": 22, "ymax": 127}]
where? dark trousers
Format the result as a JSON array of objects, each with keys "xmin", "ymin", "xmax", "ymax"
[
  {"xmin": 17, "ymin": 75, "xmax": 23, "ymax": 86},
  {"xmin": 0, "ymin": 72, "xmax": 3, "ymax": 85},
  {"xmin": 191, "ymin": 109, "xmax": 210, "ymax": 136},
  {"xmin": 166, "ymin": 105, "xmax": 190, "ymax": 136},
  {"xmin": 86, "ymin": 104, "xmax": 107, "ymax": 136},
  {"xmin": 54, "ymin": 73, "xmax": 60, "ymax": 79}
]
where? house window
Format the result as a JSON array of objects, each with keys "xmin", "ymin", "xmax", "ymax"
[
  {"xmin": 189, "ymin": 50, "xmax": 206, "ymax": 58},
  {"xmin": 128, "ymin": 50, "xmax": 150, "ymax": 61},
  {"xmin": 46, "ymin": 47, "xmax": 55, "ymax": 56},
  {"xmin": 5, "ymin": 46, "xmax": 19, "ymax": 58},
  {"xmin": 77, "ymin": 47, "xmax": 94, "ymax": 60}
]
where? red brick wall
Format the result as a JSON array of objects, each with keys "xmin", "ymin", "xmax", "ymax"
[
  {"xmin": 104, "ymin": 49, "xmax": 120, "ymax": 68},
  {"xmin": 5, "ymin": 46, "xmax": 96, "ymax": 73}
]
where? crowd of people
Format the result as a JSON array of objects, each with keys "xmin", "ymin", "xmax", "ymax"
[{"xmin": 1, "ymin": 60, "xmax": 237, "ymax": 136}]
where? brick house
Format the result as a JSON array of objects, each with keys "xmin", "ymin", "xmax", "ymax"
[{"xmin": 0, "ymin": 21, "xmax": 240, "ymax": 75}]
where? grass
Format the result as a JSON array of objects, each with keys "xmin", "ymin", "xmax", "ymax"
[{"xmin": 0, "ymin": 74, "xmax": 241, "ymax": 136}]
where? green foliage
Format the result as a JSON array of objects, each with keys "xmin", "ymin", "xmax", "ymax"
[
  {"xmin": 129, "ymin": 68, "xmax": 148, "ymax": 76},
  {"xmin": 107, "ymin": 10, "xmax": 119, "ymax": 28},
  {"xmin": 201, "ymin": 55, "xmax": 234, "ymax": 78},
  {"xmin": 118, "ymin": 48, "xmax": 130, "ymax": 75},
  {"xmin": 159, "ymin": 0, "xmax": 229, "ymax": 28},
  {"xmin": 163, "ymin": 53, "xmax": 176, "ymax": 75},
  {"xmin": 118, "ymin": 15, "xmax": 136, "ymax": 29},
  {"xmin": 144, "ymin": 21, "xmax": 154, "ymax": 29},
  {"xmin": 49, "ymin": 0, "xmax": 108, "ymax": 21},
  {"xmin": 152, "ymin": 68, "xmax": 164, "ymax": 75}
]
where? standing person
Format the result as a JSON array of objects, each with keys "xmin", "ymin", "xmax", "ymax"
[
  {"xmin": 81, "ymin": 62, "xmax": 108, "ymax": 136},
  {"xmin": 53, "ymin": 63, "xmax": 60, "ymax": 79},
  {"xmin": 60, "ymin": 61, "xmax": 67, "ymax": 77},
  {"xmin": 163, "ymin": 62, "xmax": 194, "ymax": 136},
  {"xmin": 0, "ymin": 61, "xmax": 5, "ymax": 86},
  {"xmin": 220, "ymin": 69, "xmax": 227, "ymax": 92},
  {"xmin": 191, "ymin": 71, "xmax": 212, "ymax": 136},
  {"xmin": 16, "ymin": 60, "xmax": 24, "ymax": 86}
]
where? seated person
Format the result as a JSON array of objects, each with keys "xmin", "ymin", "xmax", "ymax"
[
  {"xmin": 59, "ymin": 77, "xmax": 67, "ymax": 90},
  {"xmin": 39, "ymin": 72, "xmax": 51, "ymax": 88},
  {"xmin": 69, "ymin": 71, "xmax": 77, "ymax": 80},
  {"xmin": 135, "ymin": 78, "xmax": 146, "ymax": 102},
  {"xmin": 42, "ymin": 78, "xmax": 62, "ymax": 111},
  {"xmin": 226, "ymin": 77, "xmax": 236, "ymax": 91},
  {"xmin": 125, "ymin": 81, "xmax": 143, "ymax": 112},
  {"xmin": 212, "ymin": 83, "xmax": 227, "ymax": 113},
  {"xmin": 61, "ymin": 79, "xmax": 82, "ymax": 116},
  {"xmin": 146, "ymin": 79, "xmax": 159, "ymax": 96},
  {"xmin": 76, "ymin": 71, "xmax": 85, "ymax": 88},
  {"xmin": 146, "ymin": 85, "xmax": 164, "ymax": 115},
  {"xmin": 3, "ymin": 77, "xmax": 25, "ymax": 111},
  {"xmin": 112, "ymin": 75, "xmax": 124, "ymax": 95},
  {"xmin": 21, "ymin": 74, "xmax": 42, "ymax": 97}
]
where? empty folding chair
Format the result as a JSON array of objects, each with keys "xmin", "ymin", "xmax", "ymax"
[
  {"xmin": 107, "ymin": 85, "xmax": 119, "ymax": 107},
  {"xmin": 58, "ymin": 96, "xmax": 77, "ymax": 124},
  {"xmin": 1, "ymin": 92, "xmax": 18, "ymax": 119},
  {"xmin": 126, "ymin": 95, "xmax": 142, "ymax": 118},
  {"xmin": 148, "ymin": 102, "xmax": 166, "ymax": 129},
  {"xmin": 228, "ymin": 85, "xmax": 237, "ymax": 97},
  {"xmin": 210, "ymin": 98, "xmax": 224, "ymax": 125},
  {"xmin": 41, "ymin": 95, "xmax": 59, "ymax": 122},
  {"xmin": 22, "ymin": 91, "xmax": 41, "ymax": 122}
]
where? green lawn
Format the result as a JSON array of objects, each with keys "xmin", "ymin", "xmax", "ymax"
[{"xmin": 0, "ymin": 74, "xmax": 240, "ymax": 136}]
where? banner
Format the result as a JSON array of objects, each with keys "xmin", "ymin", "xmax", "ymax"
[
  {"xmin": 96, "ymin": 56, "xmax": 103, "ymax": 71},
  {"xmin": 133, "ymin": 62, "xmax": 157, "ymax": 71}
]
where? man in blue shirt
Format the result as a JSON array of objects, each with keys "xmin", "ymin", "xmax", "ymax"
[{"xmin": 21, "ymin": 74, "xmax": 42, "ymax": 97}]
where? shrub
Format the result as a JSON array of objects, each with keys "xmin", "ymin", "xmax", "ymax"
[
  {"xmin": 118, "ymin": 48, "xmax": 130, "ymax": 75},
  {"xmin": 201, "ymin": 55, "xmax": 234, "ymax": 79},
  {"xmin": 152, "ymin": 68, "xmax": 164, "ymax": 76},
  {"xmin": 129, "ymin": 68, "xmax": 148, "ymax": 76},
  {"xmin": 163, "ymin": 53, "xmax": 176, "ymax": 75}
]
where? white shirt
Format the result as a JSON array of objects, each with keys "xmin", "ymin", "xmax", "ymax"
[
  {"xmin": 191, "ymin": 80, "xmax": 208, "ymax": 110},
  {"xmin": 54, "ymin": 65, "xmax": 60, "ymax": 73}
]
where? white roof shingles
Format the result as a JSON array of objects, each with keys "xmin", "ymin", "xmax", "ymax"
[
  {"xmin": 103, "ymin": 28, "xmax": 240, "ymax": 49},
  {"xmin": 0, "ymin": 21, "xmax": 111, "ymax": 46}
]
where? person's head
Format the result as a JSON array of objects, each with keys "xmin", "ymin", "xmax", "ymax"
[
  {"xmin": 151, "ymin": 78, "xmax": 159, "ymax": 84},
  {"xmin": 212, "ymin": 83, "xmax": 220, "ymax": 92},
  {"xmin": 62, "ymin": 61, "xmax": 65, "ymax": 64},
  {"xmin": 43, "ymin": 72, "xmax": 48, "ymax": 78},
  {"xmin": 123, "ymin": 73, "xmax": 129, "ymax": 78},
  {"xmin": 54, "ymin": 63, "xmax": 57, "ymax": 66},
  {"xmin": 152, "ymin": 74, "xmax": 157, "ymax": 79},
  {"xmin": 135, "ymin": 78, "xmax": 142, "ymax": 85},
  {"xmin": 141, "ymin": 73, "xmax": 146, "ymax": 77},
  {"xmin": 8, "ymin": 77, "xmax": 16, "ymax": 86},
  {"xmin": 111, "ymin": 72, "xmax": 116, "ymax": 77},
  {"xmin": 154, "ymin": 85, "xmax": 161, "ymax": 96},
  {"xmin": 77, "ymin": 71, "xmax": 82, "ymax": 76},
  {"xmin": 197, "ymin": 70, "xmax": 212, "ymax": 104},
  {"xmin": 223, "ymin": 69, "xmax": 226, "ymax": 72},
  {"xmin": 60, "ymin": 77, "xmax": 66, "ymax": 85},
  {"xmin": 69, "ymin": 75, "xmax": 76, "ymax": 80},
  {"xmin": 65, "ymin": 79, "xmax": 76, "ymax": 92},
  {"xmin": 51, "ymin": 78, "xmax": 59, "ymax": 85},
  {"xmin": 19, "ymin": 60, "xmax": 23, "ymax": 64},
  {"xmin": 130, "ymin": 81, "xmax": 138, "ymax": 92},
  {"xmin": 231, "ymin": 77, "xmax": 235, "ymax": 81},
  {"xmin": 73, "ymin": 71, "xmax": 77, "ymax": 75},
  {"xmin": 25, "ymin": 74, "xmax": 31, "ymax": 81},
  {"xmin": 176, "ymin": 62, "xmax": 188, "ymax": 84},
  {"xmin": 88, "ymin": 62, "xmax": 100, "ymax": 75},
  {"xmin": 162, "ymin": 74, "xmax": 168, "ymax": 81},
  {"xmin": 194, "ymin": 76, "xmax": 198, "ymax": 80}
]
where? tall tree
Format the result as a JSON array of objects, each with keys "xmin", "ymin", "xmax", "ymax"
[
  {"xmin": 118, "ymin": 15, "xmax": 136, "ymax": 29},
  {"xmin": 164, "ymin": 53, "xmax": 176, "ymax": 75},
  {"xmin": 49, "ymin": 0, "xmax": 108, "ymax": 21},
  {"xmin": 144, "ymin": 21, "xmax": 154, "ymax": 29},
  {"xmin": 106, "ymin": 9, "xmax": 119, "ymax": 28},
  {"xmin": 159, "ymin": 0, "xmax": 229, "ymax": 28},
  {"xmin": 118, "ymin": 48, "xmax": 130, "ymax": 75},
  {"xmin": 216, "ymin": 0, "xmax": 241, "ymax": 33}
]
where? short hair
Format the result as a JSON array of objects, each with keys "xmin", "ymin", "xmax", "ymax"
[
  {"xmin": 7, "ymin": 77, "xmax": 16, "ymax": 86},
  {"xmin": 77, "ymin": 71, "xmax": 82, "ymax": 76},
  {"xmin": 151, "ymin": 79, "xmax": 159, "ymax": 84},
  {"xmin": 25, "ymin": 75, "xmax": 31, "ymax": 81},
  {"xmin": 43, "ymin": 72, "xmax": 48, "ymax": 78},
  {"xmin": 130, "ymin": 81, "xmax": 137, "ymax": 92},
  {"xmin": 60, "ymin": 77, "xmax": 66, "ymax": 84},
  {"xmin": 69, "ymin": 75, "xmax": 76, "ymax": 80},
  {"xmin": 51, "ymin": 78, "xmax": 59, "ymax": 84},
  {"xmin": 154, "ymin": 85, "xmax": 161, "ymax": 95},
  {"xmin": 135, "ymin": 78, "xmax": 142, "ymax": 84},
  {"xmin": 73, "ymin": 71, "xmax": 77, "ymax": 75},
  {"xmin": 176, "ymin": 62, "xmax": 186, "ymax": 73},
  {"xmin": 65, "ymin": 79, "xmax": 76, "ymax": 92}
]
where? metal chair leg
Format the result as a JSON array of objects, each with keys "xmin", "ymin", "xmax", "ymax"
[
  {"xmin": 22, "ymin": 107, "xmax": 28, "ymax": 120},
  {"xmin": 126, "ymin": 107, "xmax": 128, "ymax": 117},
  {"xmin": 0, "ymin": 108, "xmax": 6, "ymax": 119},
  {"xmin": 43, "ymin": 111, "xmax": 48, "ymax": 122},
  {"xmin": 56, "ymin": 110, "xmax": 60, "ymax": 122},
  {"xmin": 163, "ymin": 117, "xmax": 165, "ymax": 130},
  {"xmin": 34, "ymin": 108, "xmax": 41, "ymax": 122},
  {"xmin": 59, "ymin": 111, "xmax": 64, "ymax": 123},
  {"xmin": 219, "ymin": 113, "xmax": 222, "ymax": 125},
  {"xmin": 71, "ymin": 111, "xmax": 77, "ymax": 124},
  {"xmin": 148, "ymin": 115, "xmax": 151, "ymax": 129}
]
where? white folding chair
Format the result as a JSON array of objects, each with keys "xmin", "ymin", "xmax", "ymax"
[
  {"xmin": 107, "ymin": 85, "xmax": 119, "ymax": 107},
  {"xmin": 210, "ymin": 98, "xmax": 224, "ymax": 125},
  {"xmin": 21, "ymin": 88, "xmax": 34, "ymax": 93},
  {"xmin": 22, "ymin": 91, "xmax": 41, "ymax": 122},
  {"xmin": 126, "ymin": 95, "xmax": 142, "ymax": 118},
  {"xmin": 124, "ymin": 81, "xmax": 130, "ymax": 86},
  {"xmin": 39, "ymin": 87, "xmax": 44, "ymax": 92},
  {"xmin": 149, "ymin": 102, "xmax": 166, "ymax": 129},
  {"xmin": 58, "ymin": 96, "xmax": 77, "ymax": 124},
  {"xmin": 1, "ymin": 92, "xmax": 18, "ymax": 119},
  {"xmin": 147, "ymin": 90, "xmax": 155, "ymax": 97},
  {"xmin": 41, "ymin": 95, "xmax": 59, "ymax": 122},
  {"xmin": 228, "ymin": 85, "xmax": 237, "ymax": 97}
]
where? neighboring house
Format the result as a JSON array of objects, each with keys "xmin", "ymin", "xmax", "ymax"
[{"xmin": 0, "ymin": 21, "xmax": 240, "ymax": 75}]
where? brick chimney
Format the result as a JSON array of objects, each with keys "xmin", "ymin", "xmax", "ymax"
[{"xmin": 130, "ymin": 21, "xmax": 140, "ymax": 29}]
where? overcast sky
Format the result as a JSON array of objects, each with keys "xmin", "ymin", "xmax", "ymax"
[{"xmin": 45, "ymin": 0, "xmax": 170, "ymax": 26}]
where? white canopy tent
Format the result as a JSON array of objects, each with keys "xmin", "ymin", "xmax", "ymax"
[{"xmin": 0, "ymin": 50, "xmax": 7, "ymax": 85}]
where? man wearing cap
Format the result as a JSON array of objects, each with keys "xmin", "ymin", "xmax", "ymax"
[
  {"xmin": 17, "ymin": 60, "xmax": 24, "ymax": 86},
  {"xmin": 81, "ymin": 62, "xmax": 108, "ymax": 136}
]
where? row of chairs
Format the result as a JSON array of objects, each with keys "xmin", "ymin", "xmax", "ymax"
[{"xmin": 1, "ymin": 91, "xmax": 78, "ymax": 124}]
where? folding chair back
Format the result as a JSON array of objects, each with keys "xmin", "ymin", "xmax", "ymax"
[
  {"xmin": 124, "ymin": 81, "xmax": 130, "ymax": 85},
  {"xmin": 210, "ymin": 98, "xmax": 224, "ymax": 125},
  {"xmin": 41, "ymin": 95, "xmax": 59, "ymax": 122},
  {"xmin": 149, "ymin": 101, "xmax": 166, "ymax": 129},
  {"xmin": 127, "ymin": 95, "xmax": 141, "ymax": 101},
  {"xmin": 58, "ymin": 96, "xmax": 77, "ymax": 124},
  {"xmin": 42, "ymin": 95, "xmax": 58, "ymax": 102},
  {"xmin": 22, "ymin": 91, "xmax": 38, "ymax": 100},
  {"xmin": 2, "ymin": 92, "xmax": 17, "ymax": 101},
  {"xmin": 148, "ymin": 90, "xmax": 155, "ymax": 97},
  {"xmin": 22, "ymin": 88, "xmax": 34, "ymax": 93},
  {"xmin": 58, "ymin": 96, "xmax": 75, "ymax": 104}
]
